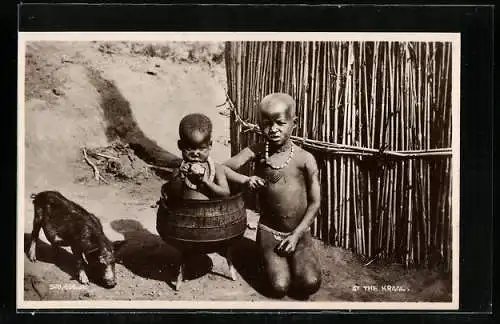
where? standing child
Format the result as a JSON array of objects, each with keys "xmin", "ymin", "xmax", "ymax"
[{"xmin": 224, "ymin": 93, "xmax": 322, "ymax": 298}]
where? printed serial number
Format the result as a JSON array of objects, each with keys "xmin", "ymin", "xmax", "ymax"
[{"xmin": 49, "ymin": 283, "xmax": 87, "ymax": 290}]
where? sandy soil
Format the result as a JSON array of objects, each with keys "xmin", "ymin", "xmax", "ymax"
[{"xmin": 22, "ymin": 42, "xmax": 452, "ymax": 303}]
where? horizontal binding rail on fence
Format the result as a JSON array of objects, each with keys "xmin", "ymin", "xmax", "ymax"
[{"xmin": 220, "ymin": 93, "xmax": 453, "ymax": 159}]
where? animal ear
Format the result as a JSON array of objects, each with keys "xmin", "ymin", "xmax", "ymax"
[{"xmin": 112, "ymin": 240, "xmax": 127, "ymax": 251}]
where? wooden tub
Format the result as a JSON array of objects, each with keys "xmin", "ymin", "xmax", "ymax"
[
  {"xmin": 156, "ymin": 191, "xmax": 247, "ymax": 251},
  {"xmin": 155, "ymin": 187, "xmax": 247, "ymax": 289}
]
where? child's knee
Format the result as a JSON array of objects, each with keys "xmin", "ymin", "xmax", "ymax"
[
  {"xmin": 270, "ymin": 275, "xmax": 291, "ymax": 297},
  {"xmin": 294, "ymin": 270, "xmax": 321, "ymax": 295},
  {"xmin": 261, "ymin": 253, "xmax": 291, "ymax": 297},
  {"xmin": 301, "ymin": 273, "xmax": 321, "ymax": 294}
]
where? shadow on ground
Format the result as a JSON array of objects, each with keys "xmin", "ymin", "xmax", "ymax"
[
  {"xmin": 23, "ymin": 233, "xmax": 112, "ymax": 288},
  {"xmin": 86, "ymin": 67, "xmax": 182, "ymax": 173},
  {"xmin": 24, "ymin": 233, "xmax": 77, "ymax": 279},
  {"xmin": 110, "ymin": 219, "xmax": 213, "ymax": 290}
]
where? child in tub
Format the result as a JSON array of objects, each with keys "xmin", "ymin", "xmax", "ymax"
[
  {"xmin": 223, "ymin": 93, "xmax": 322, "ymax": 298},
  {"xmin": 163, "ymin": 113, "xmax": 263, "ymax": 202}
]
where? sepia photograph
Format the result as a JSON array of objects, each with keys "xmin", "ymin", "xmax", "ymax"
[{"xmin": 17, "ymin": 32, "xmax": 460, "ymax": 310}]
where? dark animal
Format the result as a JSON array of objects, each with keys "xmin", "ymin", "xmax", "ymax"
[{"xmin": 27, "ymin": 191, "xmax": 122, "ymax": 288}]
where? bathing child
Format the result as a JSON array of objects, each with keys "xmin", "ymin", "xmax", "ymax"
[
  {"xmin": 223, "ymin": 93, "xmax": 322, "ymax": 298},
  {"xmin": 159, "ymin": 113, "xmax": 255, "ymax": 287},
  {"xmin": 163, "ymin": 113, "xmax": 231, "ymax": 201}
]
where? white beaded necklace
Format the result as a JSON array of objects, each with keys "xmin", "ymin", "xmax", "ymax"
[{"xmin": 264, "ymin": 141, "xmax": 294, "ymax": 170}]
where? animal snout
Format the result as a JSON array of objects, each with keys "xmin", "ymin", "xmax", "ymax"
[
  {"xmin": 102, "ymin": 264, "xmax": 117, "ymax": 288},
  {"xmin": 103, "ymin": 279, "xmax": 117, "ymax": 288}
]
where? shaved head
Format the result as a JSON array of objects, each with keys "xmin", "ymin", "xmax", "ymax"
[
  {"xmin": 179, "ymin": 113, "xmax": 212, "ymax": 144},
  {"xmin": 257, "ymin": 93, "xmax": 298, "ymax": 147},
  {"xmin": 259, "ymin": 93, "xmax": 296, "ymax": 119}
]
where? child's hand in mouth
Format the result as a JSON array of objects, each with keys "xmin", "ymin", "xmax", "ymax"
[
  {"xmin": 184, "ymin": 163, "xmax": 204, "ymax": 183},
  {"xmin": 190, "ymin": 163, "xmax": 205, "ymax": 176}
]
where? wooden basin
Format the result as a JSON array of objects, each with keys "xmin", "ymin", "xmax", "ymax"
[{"xmin": 156, "ymin": 188, "xmax": 247, "ymax": 253}]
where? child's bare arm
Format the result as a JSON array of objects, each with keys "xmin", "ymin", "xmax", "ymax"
[
  {"xmin": 164, "ymin": 169, "xmax": 184, "ymax": 201},
  {"xmin": 200, "ymin": 164, "xmax": 231, "ymax": 197},
  {"xmin": 293, "ymin": 151, "xmax": 321, "ymax": 236},
  {"xmin": 222, "ymin": 164, "xmax": 250, "ymax": 185},
  {"xmin": 223, "ymin": 147, "xmax": 256, "ymax": 171},
  {"xmin": 222, "ymin": 164, "xmax": 266, "ymax": 189}
]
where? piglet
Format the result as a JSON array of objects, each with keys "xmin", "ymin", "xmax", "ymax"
[{"xmin": 27, "ymin": 191, "xmax": 122, "ymax": 288}]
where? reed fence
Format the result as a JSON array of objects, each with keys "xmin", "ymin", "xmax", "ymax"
[{"xmin": 224, "ymin": 41, "xmax": 453, "ymax": 271}]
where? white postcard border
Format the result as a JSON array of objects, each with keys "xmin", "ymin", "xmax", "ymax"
[{"xmin": 17, "ymin": 32, "xmax": 460, "ymax": 311}]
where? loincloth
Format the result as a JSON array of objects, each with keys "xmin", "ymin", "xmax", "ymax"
[
  {"xmin": 258, "ymin": 223, "xmax": 291, "ymax": 241},
  {"xmin": 257, "ymin": 222, "xmax": 315, "ymax": 255}
]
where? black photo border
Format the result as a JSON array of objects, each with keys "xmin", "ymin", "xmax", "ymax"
[{"xmin": 2, "ymin": 2, "xmax": 495, "ymax": 322}]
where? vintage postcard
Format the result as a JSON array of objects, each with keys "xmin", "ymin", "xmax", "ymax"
[{"xmin": 17, "ymin": 32, "xmax": 460, "ymax": 310}]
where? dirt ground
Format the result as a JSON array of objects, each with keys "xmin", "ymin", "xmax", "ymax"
[{"xmin": 22, "ymin": 41, "xmax": 452, "ymax": 303}]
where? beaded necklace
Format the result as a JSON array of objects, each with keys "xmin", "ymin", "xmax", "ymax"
[
  {"xmin": 264, "ymin": 141, "xmax": 294, "ymax": 169},
  {"xmin": 262, "ymin": 141, "xmax": 294, "ymax": 183}
]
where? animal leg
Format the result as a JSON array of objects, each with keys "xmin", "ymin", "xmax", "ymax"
[
  {"xmin": 27, "ymin": 206, "xmax": 44, "ymax": 262},
  {"xmin": 175, "ymin": 261, "xmax": 184, "ymax": 291},
  {"xmin": 43, "ymin": 225, "xmax": 68, "ymax": 247},
  {"xmin": 72, "ymin": 247, "xmax": 89, "ymax": 285}
]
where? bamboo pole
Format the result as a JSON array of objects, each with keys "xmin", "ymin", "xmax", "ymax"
[
  {"xmin": 444, "ymin": 43, "xmax": 452, "ymax": 270},
  {"xmin": 388, "ymin": 42, "xmax": 398, "ymax": 258},
  {"xmin": 431, "ymin": 44, "xmax": 443, "ymax": 264},
  {"xmin": 332, "ymin": 42, "xmax": 342, "ymax": 246},
  {"xmin": 362, "ymin": 44, "xmax": 373, "ymax": 256},
  {"xmin": 397, "ymin": 44, "xmax": 412, "ymax": 266},
  {"xmin": 367, "ymin": 42, "xmax": 377, "ymax": 254},
  {"xmin": 351, "ymin": 43, "xmax": 361, "ymax": 253},
  {"xmin": 411, "ymin": 42, "xmax": 422, "ymax": 265},
  {"xmin": 400, "ymin": 43, "xmax": 409, "ymax": 267},
  {"xmin": 338, "ymin": 44, "xmax": 346, "ymax": 248},
  {"xmin": 315, "ymin": 42, "xmax": 323, "ymax": 238},
  {"xmin": 379, "ymin": 43, "xmax": 387, "ymax": 150},
  {"xmin": 324, "ymin": 42, "xmax": 333, "ymax": 243},
  {"xmin": 370, "ymin": 42, "xmax": 379, "ymax": 148},
  {"xmin": 345, "ymin": 42, "xmax": 355, "ymax": 250},
  {"xmin": 387, "ymin": 42, "xmax": 395, "ymax": 259},
  {"xmin": 335, "ymin": 42, "xmax": 342, "ymax": 247},
  {"xmin": 425, "ymin": 43, "xmax": 434, "ymax": 266},
  {"xmin": 356, "ymin": 43, "xmax": 366, "ymax": 255},
  {"xmin": 391, "ymin": 43, "xmax": 403, "ymax": 262},
  {"xmin": 309, "ymin": 42, "xmax": 319, "ymax": 236},
  {"xmin": 250, "ymin": 43, "xmax": 257, "ymax": 127},
  {"xmin": 303, "ymin": 42, "xmax": 310, "ymax": 141},
  {"xmin": 423, "ymin": 44, "xmax": 430, "ymax": 265},
  {"xmin": 235, "ymin": 43, "xmax": 242, "ymax": 154}
]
